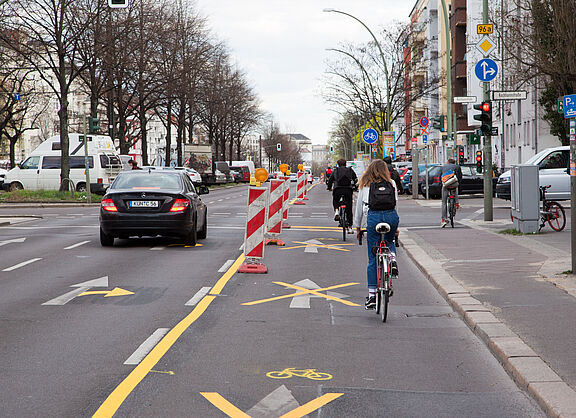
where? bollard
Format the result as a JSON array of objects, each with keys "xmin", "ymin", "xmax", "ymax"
[{"xmin": 238, "ymin": 185, "xmax": 268, "ymax": 273}]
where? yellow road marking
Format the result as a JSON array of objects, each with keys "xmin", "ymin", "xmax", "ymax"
[
  {"xmin": 280, "ymin": 393, "xmax": 344, "ymax": 418},
  {"xmin": 92, "ymin": 254, "xmax": 245, "ymax": 418},
  {"xmin": 78, "ymin": 287, "xmax": 134, "ymax": 298},
  {"xmin": 242, "ymin": 282, "xmax": 360, "ymax": 306},
  {"xmin": 279, "ymin": 241, "xmax": 354, "ymax": 252},
  {"xmin": 150, "ymin": 370, "xmax": 174, "ymax": 375},
  {"xmin": 276, "ymin": 281, "xmax": 360, "ymax": 306},
  {"xmin": 200, "ymin": 392, "xmax": 251, "ymax": 418}
]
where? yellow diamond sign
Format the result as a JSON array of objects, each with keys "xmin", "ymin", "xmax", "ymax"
[{"xmin": 475, "ymin": 35, "xmax": 496, "ymax": 56}]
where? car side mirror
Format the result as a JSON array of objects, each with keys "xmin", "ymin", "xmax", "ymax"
[{"xmin": 197, "ymin": 185, "xmax": 209, "ymax": 195}]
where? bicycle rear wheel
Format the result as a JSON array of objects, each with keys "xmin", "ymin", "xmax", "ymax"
[
  {"xmin": 381, "ymin": 286, "xmax": 389, "ymax": 322},
  {"xmin": 449, "ymin": 198, "xmax": 456, "ymax": 228},
  {"xmin": 546, "ymin": 201, "xmax": 566, "ymax": 231},
  {"xmin": 340, "ymin": 207, "xmax": 346, "ymax": 241}
]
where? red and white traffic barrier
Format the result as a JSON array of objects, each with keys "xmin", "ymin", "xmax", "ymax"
[
  {"xmin": 294, "ymin": 171, "xmax": 306, "ymax": 205},
  {"xmin": 302, "ymin": 172, "xmax": 309, "ymax": 200},
  {"xmin": 238, "ymin": 185, "xmax": 268, "ymax": 274},
  {"xmin": 265, "ymin": 179, "xmax": 285, "ymax": 246},
  {"xmin": 280, "ymin": 175, "xmax": 291, "ymax": 229}
]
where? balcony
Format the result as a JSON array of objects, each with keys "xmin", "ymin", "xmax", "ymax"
[
  {"xmin": 454, "ymin": 61, "xmax": 467, "ymax": 79},
  {"xmin": 452, "ymin": 7, "xmax": 466, "ymax": 28}
]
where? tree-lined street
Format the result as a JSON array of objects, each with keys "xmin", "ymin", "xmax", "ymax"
[{"xmin": 4, "ymin": 183, "xmax": 574, "ymax": 416}]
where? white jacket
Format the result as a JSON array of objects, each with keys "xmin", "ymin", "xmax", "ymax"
[{"xmin": 353, "ymin": 181, "xmax": 398, "ymax": 228}]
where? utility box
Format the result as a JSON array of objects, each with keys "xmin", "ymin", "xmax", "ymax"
[{"xmin": 511, "ymin": 164, "xmax": 539, "ymax": 233}]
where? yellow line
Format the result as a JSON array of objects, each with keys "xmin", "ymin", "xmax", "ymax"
[
  {"xmin": 200, "ymin": 393, "xmax": 251, "ymax": 418},
  {"xmin": 276, "ymin": 281, "xmax": 360, "ymax": 306},
  {"xmin": 242, "ymin": 282, "xmax": 359, "ymax": 306},
  {"xmin": 280, "ymin": 393, "xmax": 344, "ymax": 418},
  {"xmin": 92, "ymin": 254, "xmax": 245, "ymax": 417},
  {"xmin": 211, "ymin": 254, "xmax": 245, "ymax": 295}
]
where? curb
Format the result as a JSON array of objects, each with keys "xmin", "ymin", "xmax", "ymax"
[{"xmin": 402, "ymin": 232, "xmax": 576, "ymax": 417}]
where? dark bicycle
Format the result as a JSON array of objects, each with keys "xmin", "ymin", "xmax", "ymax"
[
  {"xmin": 447, "ymin": 189, "xmax": 457, "ymax": 228},
  {"xmin": 337, "ymin": 195, "xmax": 347, "ymax": 241}
]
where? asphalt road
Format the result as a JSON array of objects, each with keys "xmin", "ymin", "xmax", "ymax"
[{"xmin": 0, "ymin": 184, "xmax": 545, "ymax": 417}]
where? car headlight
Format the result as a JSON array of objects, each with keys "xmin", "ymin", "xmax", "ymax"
[{"xmin": 498, "ymin": 176, "xmax": 511, "ymax": 184}]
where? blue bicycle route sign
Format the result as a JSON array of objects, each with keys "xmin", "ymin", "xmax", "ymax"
[
  {"xmin": 562, "ymin": 94, "xmax": 576, "ymax": 119},
  {"xmin": 475, "ymin": 58, "xmax": 498, "ymax": 82},
  {"xmin": 362, "ymin": 128, "xmax": 378, "ymax": 145}
]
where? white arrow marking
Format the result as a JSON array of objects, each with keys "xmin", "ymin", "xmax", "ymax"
[
  {"xmin": 303, "ymin": 239, "xmax": 323, "ymax": 254},
  {"xmin": 0, "ymin": 237, "xmax": 26, "ymax": 247},
  {"xmin": 246, "ymin": 385, "xmax": 300, "ymax": 418},
  {"xmin": 288, "ymin": 278, "xmax": 352, "ymax": 309},
  {"xmin": 42, "ymin": 276, "xmax": 109, "ymax": 305}
]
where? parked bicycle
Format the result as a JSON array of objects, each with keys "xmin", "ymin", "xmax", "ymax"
[
  {"xmin": 359, "ymin": 222, "xmax": 396, "ymax": 322},
  {"xmin": 539, "ymin": 185, "xmax": 566, "ymax": 232}
]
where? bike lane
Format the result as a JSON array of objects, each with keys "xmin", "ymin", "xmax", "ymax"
[{"xmin": 96, "ymin": 185, "xmax": 544, "ymax": 417}]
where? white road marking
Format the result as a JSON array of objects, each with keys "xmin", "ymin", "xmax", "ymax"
[
  {"xmin": 2, "ymin": 258, "xmax": 42, "ymax": 272},
  {"xmin": 0, "ymin": 237, "xmax": 26, "ymax": 247},
  {"xmin": 217, "ymin": 199, "xmax": 223, "ymax": 202},
  {"xmin": 212, "ymin": 213, "xmax": 231, "ymax": 215},
  {"xmin": 246, "ymin": 385, "xmax": 300, "ymax": 417},
  {"xmin": 64, "ymin": 240, "xmax": 90, "ymax": 250},
  {"xmin": 73, "ymin": 277, "xmax": 109, "ymax": 287},
  {"xmin": 42, "ymin": 287, "xmax": 90, "ymax": 306},
  {"xmin": 149, "ymin": 247, "xmax": 165, "ymax": 251},
  {"xmin": 218, "ymin": 260, "xmax": 235, "ymax": 272},
  {"xmin": 449, "ymin": 258, "xmax": 514, "ymax": 263},
  {"xmin": 239, "ymin": 243, "xmax": 244, "ymax": 251},
  {"xmin": 123, "ymin": 328, "xmax": 170, "ymax": 365},
  {"xmin": 185, "ymin": 287, "xmax": 212, "ymax": 306}
]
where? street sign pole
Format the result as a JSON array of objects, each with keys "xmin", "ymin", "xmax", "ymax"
[
  {"xmin": 482, "ymin": 0, "xmax": 493, "ymax": 222},
  {"xmin": 570, "ymin": 118, "xmax": 576, "ymax": 273}
]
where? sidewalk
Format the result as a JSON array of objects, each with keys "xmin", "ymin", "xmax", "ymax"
[{"xmin": 401, "ymin": 197, "xmax": 576, "ymax": 417}]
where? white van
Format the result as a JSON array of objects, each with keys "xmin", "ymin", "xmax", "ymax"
[
  {"xmin": 231, "ymin": 160, "xmax": 255, "ymax": 176},
  {"xmin": 496, "ymin": 146, "xmax": 569, "ymax": 200},
  {"xmin": 3, "ymin": 133, "xmax": 122, "ymax": 194}
]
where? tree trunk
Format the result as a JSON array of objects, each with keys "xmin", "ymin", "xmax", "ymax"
[
  {"xmin": 139, "ymin": 104, "xmax": 148, "ymax": 165},
  {"xmin": 165, "ymin": 99, "xmax": 172, "ymax": 167},
  {"xmin": 177, "ymin": 99, "xmax": 186, "ymax": 166},
  {"xmin": 58, "ymin": 69, "xmax": 70, "ymax": 192}
]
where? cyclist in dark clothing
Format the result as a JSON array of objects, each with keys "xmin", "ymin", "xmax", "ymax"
[{"xmin": 327, "ymin": 158, "xmax": 357, "ymax": 231}]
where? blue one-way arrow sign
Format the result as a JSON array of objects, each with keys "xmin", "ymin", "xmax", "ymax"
[{"xmin": 475, "ymin": 58, "xmax": 498, "ymax": 82}]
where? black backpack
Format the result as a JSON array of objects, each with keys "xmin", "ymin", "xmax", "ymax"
[
  {"xmin": 368, "ymin": 180, "xmax": 396, "ymax": 210},
  {"xmin": 334, "ymin": 167, "xmax": 354, "ymax": 188}
]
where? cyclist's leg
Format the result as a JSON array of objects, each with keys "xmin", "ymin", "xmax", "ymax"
[
  {"xmin": 332, "ymin": 189, "xmax": 341, "ymax": 220},
  {"xmin": 365, "ymin": 211, "xmax": 380, "ymax": 308},
  {"xmin": 382, "ymin": 209, "xmax": 400, "ymax": 276},
  {"xmin": 344, "ymin": 188, "xmax": 354, "ymax": 227},
  {"xmin": 441, "ymin": 186, "xmax": 448, "ymax": 224}
]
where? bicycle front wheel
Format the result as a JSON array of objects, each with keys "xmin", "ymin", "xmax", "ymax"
[{"xmin": 546, "ymin": 201, "xmax": 566, "ymax": 231}]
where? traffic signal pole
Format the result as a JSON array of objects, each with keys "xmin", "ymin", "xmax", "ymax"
[{"xmin": 482, "ymin": 0, "xmax": 493, "ymax": 221}]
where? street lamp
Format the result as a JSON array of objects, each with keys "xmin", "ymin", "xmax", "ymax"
[{"xmin": 323, "ymin": 8, "xmax": 391, "ymax": 132}]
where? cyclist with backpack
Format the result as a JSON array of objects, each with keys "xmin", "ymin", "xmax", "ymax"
[
  {"xmin": 353, "ymin": 159, "xmax": 399, "ymax": 310},
  {"xmin": 440, "ymin": 157, "xmax": 463, "ymax": 228},
  {"xmin": 327, "ymin": 158, "xmax": 357, "ymax": 232}
]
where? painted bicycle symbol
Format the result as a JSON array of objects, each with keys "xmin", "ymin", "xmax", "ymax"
[{"xmin": 266, "ymin": 368, "xmax": 333, "ymax": 381}]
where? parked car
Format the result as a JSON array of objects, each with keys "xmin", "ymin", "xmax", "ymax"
[
  {"xmin": 420, "ymin": 164, "xmax": 498, "ymax": 199},
  {"xmin": 229, "ymin": 169, "xmax": 242, "ymax": 183},
  {"xmin": 229, "ymin": 165, "xmax": 251, "ymax": 182},
  {"xmin": 0, "ymin": 168, "xmax": 7, "ymax": 187},
  {"xmin": 215, "ymin": 161, "xmax": 232, "ymax": 183},
  {"xmin": 289, "ymin": 173, "xmax": 298, "ymax": 182},
  {"xmin": 159, "ymin": 166, "xmax": 202, "ymax": 185},
  {"xmin": 496, "ymin": 146, "xmax": 569, "ymax": 201},
  {"xmin": 214, "ymin": 169, "xmax": 227, "ymax": 184},
  {"xmin": 99, "ymin": 170, "xmax": 209, "ymax": 246}
]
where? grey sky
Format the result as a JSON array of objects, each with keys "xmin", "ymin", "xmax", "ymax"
[{"xmin": 195, "ymin": 1, "xmax": 413, "ymax": 145}]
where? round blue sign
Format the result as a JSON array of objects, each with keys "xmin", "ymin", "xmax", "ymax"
[
  {"xmin": 475, "ymin": 58, "xmax": 498, "ymax": 82},
  {"xmin": 362, "ymin": 128, "xmax": 378, "ymax": 145}
]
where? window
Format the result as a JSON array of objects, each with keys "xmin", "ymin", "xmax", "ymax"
[
  {"xmin": 41, "ymin": 156, "xmax": 94, "ymax": 169},
  {"xmin": 539, "ymin": 151, "xmax": 567, "ymax": 169},
  {"xmin": 100, "ymin": 154, "xmax": 121, "ymax": 168},
  {"xmin": 21, "ymin": 156, "xmax": 40, "ymax": 169}
]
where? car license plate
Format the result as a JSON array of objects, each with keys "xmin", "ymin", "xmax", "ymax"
[{"xmin": 129, "ymin": 200, "xmax": 158, "ymax": 208}]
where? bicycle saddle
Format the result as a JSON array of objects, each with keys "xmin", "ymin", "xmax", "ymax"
[{"xmin": 375, "ymin": 222, "xmax": 391, "ymax": 233}]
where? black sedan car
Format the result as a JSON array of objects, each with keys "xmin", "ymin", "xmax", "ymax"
[
  {"xmin": 99, "ymin": 170, "xmax": 209, "ymax": 246},
  {"xmin": 420, "ymin": 164, "xmax": 497, "ymax": 199}
]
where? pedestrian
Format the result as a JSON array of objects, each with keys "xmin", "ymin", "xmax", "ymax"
[
  {"xmin": 326, "ymin": 159, "xmax": 357, "ymax": 233},
  {"xmin": 128, "ymin": 159, "xmax": 141, "ymax": 170},
  {"xmin": 440, "ymin": 157, "xmax": 462, "ymax": 227},
  {"xmin": 353, "ymin": 159, "xmax": 399, "ymax": 310}
]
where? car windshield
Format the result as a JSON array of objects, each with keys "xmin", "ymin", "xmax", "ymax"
[
  {"xmin": 524, "ymin": 149, "xmax": 550, "ymax": 165},
  {"xmin": 111, "ymin": 173, "xmax": 182, "ymax": 190}
]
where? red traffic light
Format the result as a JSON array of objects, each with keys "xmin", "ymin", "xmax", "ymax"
[
  {"xmin": 476, "ymin": 150, "xmax": 482, "ymax": 162},
  {"xmin": 481, "ymin": 102, "xmax": 491, "ymax": 112}
]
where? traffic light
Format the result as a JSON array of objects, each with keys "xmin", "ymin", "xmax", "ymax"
[
  {"xmin": 108, "ymin": 0, "xmax": 128, "ymax": 8},
  {"xmin": 432, "ymin": 115, "xmax": 445, "ymax": 132},
  {"xmin": 476, "ymin": 150, "xmax": 482, "ymax": 173},
  {"xmin": 473, "ymin": 101, "xmax": 492, "ymax": 135},
  {"xmin": 88, "ymin": 116, "xmax": 100, "ymax": 134},
  {"xmin": 329, "ymin": 145, "xmax": 334, "ymax": 154},
  {"xmin": 276, "ymin": 143, "xmax": 281, "ymax": 152},
  {"xmin": 458, "ymin": 146, "xmax": 464, "ymax": 163}
]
